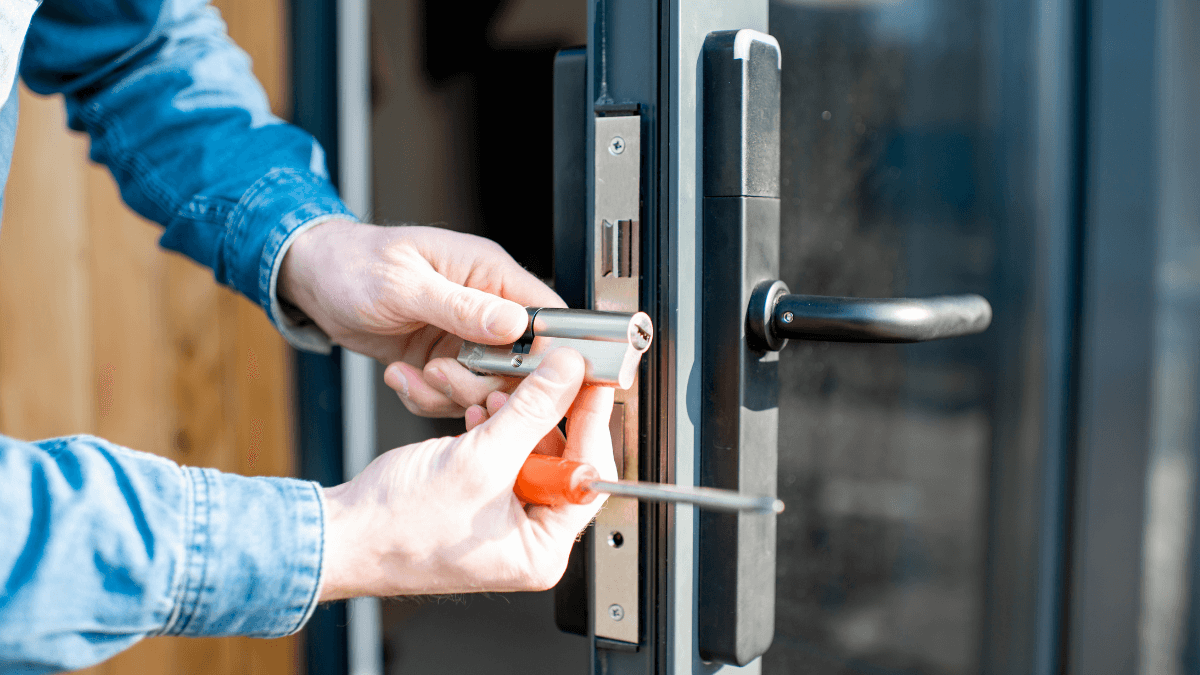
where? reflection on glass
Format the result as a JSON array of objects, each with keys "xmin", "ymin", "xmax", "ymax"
[
  {"xmin": 767, "ymin": 0, "xmax": 1000, "ymax": 672},
  {"xmin": 1137, "ymin": 0, "xmax": 1200, "ymax": 672}
]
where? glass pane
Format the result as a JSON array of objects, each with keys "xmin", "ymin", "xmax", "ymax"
[
  {"xmin": 1138, "ymin": 0, "xmax": 1200, "ymax": 671},
  {"xmin": 766, "ymin": 0, "xmax": 1047, "ymax": 672}
]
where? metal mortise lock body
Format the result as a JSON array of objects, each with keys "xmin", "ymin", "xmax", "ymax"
[{"xmin": 457, "ymin": 308, "xmax": 653, "ymax": 388}]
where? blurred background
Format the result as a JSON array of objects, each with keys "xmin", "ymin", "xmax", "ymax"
[
  {"xmin": 0, "ymin": 1, "xmax": 299, "ymax": 674},
  {"xmin": 2, "ymin": 0, "xmax": 1196, "ymax": 674}
]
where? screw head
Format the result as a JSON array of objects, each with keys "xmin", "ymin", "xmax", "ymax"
[
  {"xmin": 609, "ymin": 136, "xmax": 626, "ymax": 155},
  {"xmin": 608, "ymin": 604, "xmax": 625, "ymax": 621},
  {"xmin": 781, "ymin": 311, "xmax": 794, "ymax": 324},
  {"xmin": 511, "ymin": 355, "xmax": 523, "ymax": 367}
]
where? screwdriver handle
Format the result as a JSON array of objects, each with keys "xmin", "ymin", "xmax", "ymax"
[{"xmin": 515, "ymin": 453, "xmax": 600, "ymax": 506}]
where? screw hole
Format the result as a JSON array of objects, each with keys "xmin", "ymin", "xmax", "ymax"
[{"xmin": 608, "ymin": 531, "xmax": 624, "ymax": 548}]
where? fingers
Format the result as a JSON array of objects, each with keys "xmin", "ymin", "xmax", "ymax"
[
  {"xmin": 383, "ymin": 361, "xmax": 465, "ymax": 418},
  {"xmin": 563, "ymin": 386, "xmax": 617, "ymax": 479},
  {"xmin": 470, "ymin": 348, "xmax": 585, "ymax": 472},
  {"xmin": 464, "ymin": 392, "xmax": 510, "ymax": 431},
  {"xmin": 485, "ymin": 390, "xmax": 508, "ymax": 416},
  {"xmin": 465, "ymin": 404, "xmax": 488, "ymax": 431},
  {"xmin": 417, "ymin": 273, "xmax": 530, "ymax": 345},
  {"xmin": 385, "ymin": 355, "xmax": 522, "ymax": 418},
  {"xmin": 523, "ymin": 386, "xmax": 617, "ymax": 547},
  {"xmin": 488, "ymin": 260, "xmax": 568, "ymax": 310},
  {"xmin": 468, "ymin": 391, "xmax": 566, "ymax": 456},
  {"xmin": 407, "ymin": 228, "xmax": 564, "ymax": 309},
  {"xmin": 423, "ymin": 358, "xmax": 517, "ymax": 409}
]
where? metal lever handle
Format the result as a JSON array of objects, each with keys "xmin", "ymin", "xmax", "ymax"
[{"xmin": 747, "ymin": 280, "xmax": 993, "ymax": 351}]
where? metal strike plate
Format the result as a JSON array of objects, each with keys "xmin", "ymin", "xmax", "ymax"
[
  {"xmin": 458, "ymin": 309, "xmax": 653, "ymax": 389},
  {"xmin": 592, "ymin": 112, "xmax": 641, "ymax": 646}
]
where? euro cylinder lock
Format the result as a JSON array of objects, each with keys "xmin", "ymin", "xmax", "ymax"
[{"xmin": 457, "ymin": 308, "xmax": 653, "ymax": 389}]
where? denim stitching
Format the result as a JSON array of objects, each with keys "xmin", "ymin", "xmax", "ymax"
[
  {"xmin": 174, "ymin": 195, "xmax": 234, "ymax": 225},
  {"xmin": 77, "ymin": 102, "xmax": 183, "ymax": 224},
  {"xmin": 223, "ymin": 167, "xmax": 303, "ymax": 301},
  {"xmin": 284, "ymin": 480, "xmax": 325, "ymax": 634},
  {"xmin": 154, "ymin": 462, "xmax": 195, "ymax": 636},
  {"xmin": 170, "ymin": 467, "xmax": 212, "ymax": 636},
  {"xmin": 187, "ymin": 468, "xmax": 221, "ymax": 636}
]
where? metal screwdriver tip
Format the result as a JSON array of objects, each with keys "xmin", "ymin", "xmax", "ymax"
[{"xmin": 588, "ymin": 479, "xmax": 785, "ymax": 514}]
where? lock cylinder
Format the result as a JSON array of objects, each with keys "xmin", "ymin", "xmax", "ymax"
[{"xmin": 458, "ymin": 308, "xmax": 653, "ymax": 389}]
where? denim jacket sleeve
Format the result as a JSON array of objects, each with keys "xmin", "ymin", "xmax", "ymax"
[
  {"xmin": 0, "ymin": 434, "xmax": 326, "ymax": 674},
  {"xmin": 19, "ymin": 0, "xmax": 344, "ymax": 353}
]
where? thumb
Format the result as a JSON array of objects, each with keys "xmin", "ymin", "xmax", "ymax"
[
  {"xmin": 471, "ymin": 348, "xmax": 586, "ymax": 472},
  {"xmin": 418, "ymin": 273, "xmax": 529, "ymax": 344}
]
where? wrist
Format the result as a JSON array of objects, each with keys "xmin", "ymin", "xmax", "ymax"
[
  {"xmin": 319, "ymin": 482, "xmax": 372, "ymax": 601},
  {"xmin": 278, "ymin": 218, "xmax": 360, "ymax": 325}
]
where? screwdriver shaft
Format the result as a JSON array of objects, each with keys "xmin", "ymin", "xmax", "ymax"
[{"xmin": 588, "ymin": 479, "xmax": 784, "ymax": 514}]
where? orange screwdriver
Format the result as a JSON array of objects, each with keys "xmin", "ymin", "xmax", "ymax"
[{"xmin": 515, "ymin": 453, "xmax": 784, "ymax": 514}]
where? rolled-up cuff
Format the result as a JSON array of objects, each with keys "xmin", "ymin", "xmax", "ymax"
[
  {"xmin": 214, "ymin": 167, "xmax": 354, "ymax": 351},
  {"xmin": 161, "ymin": 469, "xmax": 325, "ymax": 638}
]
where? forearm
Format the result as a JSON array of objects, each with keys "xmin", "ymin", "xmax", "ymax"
[
  {"xmin": 21, "ymin": 0, "xmax": 353, "ymax": 347},
  {"xmin": 0, "ymin": 435, "xmax": 324, "ymax": 674}
]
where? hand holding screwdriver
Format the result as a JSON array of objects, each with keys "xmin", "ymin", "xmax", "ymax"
[
  {"xmin": 514, "ymin": 454, "xmax": 784, "ymax": 514},
  {"xmin": 460, "ymin": 310, "xmax": 782, "ymax": 515},
  {"xmin": 322, "ymin": 348, "xmax": 619, "ymax": 599},
  {"xmin": 466, "ymin": 388, "xmax": 784, "ymax": 515}
]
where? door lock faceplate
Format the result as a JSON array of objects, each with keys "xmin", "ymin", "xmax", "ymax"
[{"xmin": 591, "ymin": 112, "xmax": 642, "ymax": 647}]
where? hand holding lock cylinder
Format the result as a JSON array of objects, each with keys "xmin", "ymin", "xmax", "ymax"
[
  {"xmin": 460, "ymin": 308, "xmax": 784, "ymax": 514},
  {"xmin": 457, "ymin": 308, "xmax": 653, "ymax": 389}
]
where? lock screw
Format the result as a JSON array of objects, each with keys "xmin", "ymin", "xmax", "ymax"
[
  {"xmin": 608, "ymin": 604, "xmax": 625, "ymax": 621},
  {"xmin": 781, "ymin": 311, "xmax": 794, "ymax": 324},
  {"xmin": 511, "ymin": 355, "xmax": 523, "ymax": 367},
  {"xmin": 609, "ymin": 136, "xmax": 626, "ymax": 155}
]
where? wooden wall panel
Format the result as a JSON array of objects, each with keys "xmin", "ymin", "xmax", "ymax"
[
  {"xmin": 0, "ymin": 92, "xmax": 94, "ymax": 439},
  {"xmin": 0, "ymin": 1, "xmax": 300, "ymax": 674},
  {"xmin": 86, "ymin": 160, "xmax": 169, "ymax": 454}
]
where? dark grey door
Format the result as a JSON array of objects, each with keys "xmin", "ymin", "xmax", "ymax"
[
  {"xmin": 761, "ymin": 0, "xmax": 1192, "ymax": 673},
  {"xmin": 356, "ymin": 0, "xmax": 1196, "ymax": 673},
  {"xmin": 766, "ymin": 1, "xmax": 1042, "ymax": 671}
]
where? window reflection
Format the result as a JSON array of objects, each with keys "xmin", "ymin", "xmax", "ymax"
[{"xmin": 767, "ymin": 0, "xmax": 998, "ymax": 671}]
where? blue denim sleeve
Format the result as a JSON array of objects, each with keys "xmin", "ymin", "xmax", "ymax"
[
  {"xmin": 0, "ymin": 434, "xmax": 326, "ymax": 674},
  {"xmin": 18, "ymin": 0, "xmax": 348, "ymax": 352}
]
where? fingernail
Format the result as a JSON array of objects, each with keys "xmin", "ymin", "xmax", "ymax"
[
  {"xmin": 465, "ymin": 405, "xmax": 486, "ymax": 428},
  {"xmin": 484, "ymin": 302, "xmax": 527, "ymax": 340},
  {"xmin": 427, "ymin": 367, "xmax": 453, "ymax": 397},
  {"xmin": 387, "ymin": 366, "xmax": 409, "ymax": 398}
]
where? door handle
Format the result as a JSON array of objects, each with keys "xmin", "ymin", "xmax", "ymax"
[
  {"xmin": 698, "ymin": 28, "xmax": 993, "ymax": 667},
  {"xmin": 746, "ymin": 280, "xmax": 993, "ymax": 350},
  {"xmin": 697, "ymin": 29, "xmax": 783, "ymax": 668}
]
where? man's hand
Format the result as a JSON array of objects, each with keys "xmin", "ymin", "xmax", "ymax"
[
  {"xmin": 318, "ymin": 349, "xmax": 616, "ymax": 598},
  {"xmin": 279, "ymin": 220, "xmax": 565, "ymax": 417}
]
